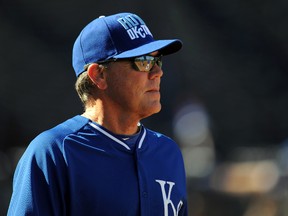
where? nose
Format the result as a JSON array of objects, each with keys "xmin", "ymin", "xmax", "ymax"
[{"xmin": 148, "ymin": 64, "xmax": 163, "ymax": 79}]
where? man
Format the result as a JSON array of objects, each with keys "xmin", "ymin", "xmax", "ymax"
[{"xmin": 8, "ymin": 12, "xmax": 188, "ymax": 215}]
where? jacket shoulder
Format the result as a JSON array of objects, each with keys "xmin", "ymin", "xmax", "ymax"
[{"xmin": 24, "ymin": 115, "xmax": 89, "ymax": 158}]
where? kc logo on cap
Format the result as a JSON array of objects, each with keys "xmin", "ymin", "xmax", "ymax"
[{"xmin": 117, "ymin": 14, "xmax": 153, "ymax": 40}]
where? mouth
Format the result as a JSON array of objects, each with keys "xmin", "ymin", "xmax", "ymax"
[{"xmin": 146, "ymin": 88, "xmax": 160, "ymax": 93}]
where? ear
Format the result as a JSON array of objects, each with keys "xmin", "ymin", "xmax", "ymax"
[{"xmin": 87, "ymin": 63, "xmax": 107, "ymax": 89}]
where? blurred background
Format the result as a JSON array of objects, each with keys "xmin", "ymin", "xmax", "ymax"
[{"xmin": 1, "ymin": 0, "xmax": 288, "ymax": 215}]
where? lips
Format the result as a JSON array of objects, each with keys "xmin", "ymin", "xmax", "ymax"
[{"xmin": 146, "ymin": 88, "xmax": 160, "ymax": 93}]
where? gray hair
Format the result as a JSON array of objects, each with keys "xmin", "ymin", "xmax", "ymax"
[{"xmin": 75, "ymin": 71, "xmax": 95, "ymax": 107}]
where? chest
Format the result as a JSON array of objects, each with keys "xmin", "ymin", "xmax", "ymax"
[{"xmin": 64, "ymin": 140, "xmax": 185, "ymax": 216}]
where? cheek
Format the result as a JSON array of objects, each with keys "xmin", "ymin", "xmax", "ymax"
[
  {"xmin": 106, "ymin": 77, "xmax": 142, "ymax": 102},
  {"xmin": 110, "ymin": 73, "xmax": 144, "ymax": 93}
]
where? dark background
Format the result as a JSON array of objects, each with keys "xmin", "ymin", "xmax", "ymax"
[{"xmin": 1, "ymin": 0, "xmax": 288, "ymax": 215}]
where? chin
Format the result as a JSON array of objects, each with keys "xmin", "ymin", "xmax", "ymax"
[{"xmin": 140, "ymin": 104, "xmax": 162, "ymax": 119}]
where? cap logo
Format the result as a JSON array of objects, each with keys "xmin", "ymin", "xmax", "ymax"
[{"xmin": 117, "ymin": 14, "xmax": 153, "ymax": 40}]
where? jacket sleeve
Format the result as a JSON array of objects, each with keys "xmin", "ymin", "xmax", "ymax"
[{"xmin": 7, "ymin": 133, "xmax": 67, "ymax": 216}]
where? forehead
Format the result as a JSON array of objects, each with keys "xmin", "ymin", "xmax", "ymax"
[{"xmin": 149, "ymin": 51, "xmax": 159, "ymax": 56}]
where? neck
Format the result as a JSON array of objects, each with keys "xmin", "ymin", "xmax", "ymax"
[{"xmin": 82, "ymin": 101, "xmax": 140, "ymax": 135}]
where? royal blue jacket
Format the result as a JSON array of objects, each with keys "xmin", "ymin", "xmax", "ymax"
[{"xmin": 8, "ymin": 115, "xmax": 187, "ymax": 216}]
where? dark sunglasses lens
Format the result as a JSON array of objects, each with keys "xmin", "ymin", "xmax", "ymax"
[{"xmin": 156, "ymin": 57, "xmax": 162, "ymax": 68}]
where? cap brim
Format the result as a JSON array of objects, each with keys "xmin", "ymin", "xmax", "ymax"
[{"xmin": 113, "ymin": 39, "xmax": 182, "ymax": 59}]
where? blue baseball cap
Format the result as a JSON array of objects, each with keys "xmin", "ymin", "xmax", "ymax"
[{"xmin": 72, "ymin": 12, "xmax": 183, "ymax": 76}]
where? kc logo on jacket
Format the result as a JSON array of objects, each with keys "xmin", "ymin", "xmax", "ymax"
[{"xmin": 155, "ymin": 180, "xmax": 183, "ymax": 216}]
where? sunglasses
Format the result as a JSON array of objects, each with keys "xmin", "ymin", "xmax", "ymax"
[
  {"xmin": 92, "ymin": 55, "xmax": 163, "ymax": 73},
  {"xmin": 132, "ymin": 55, "xmax": 163, "ymax": 72}
]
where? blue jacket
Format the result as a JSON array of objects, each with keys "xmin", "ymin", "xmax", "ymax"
[{"xmin": 8, "ymin": 115, "xmax": 187, "ymax": 216}]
